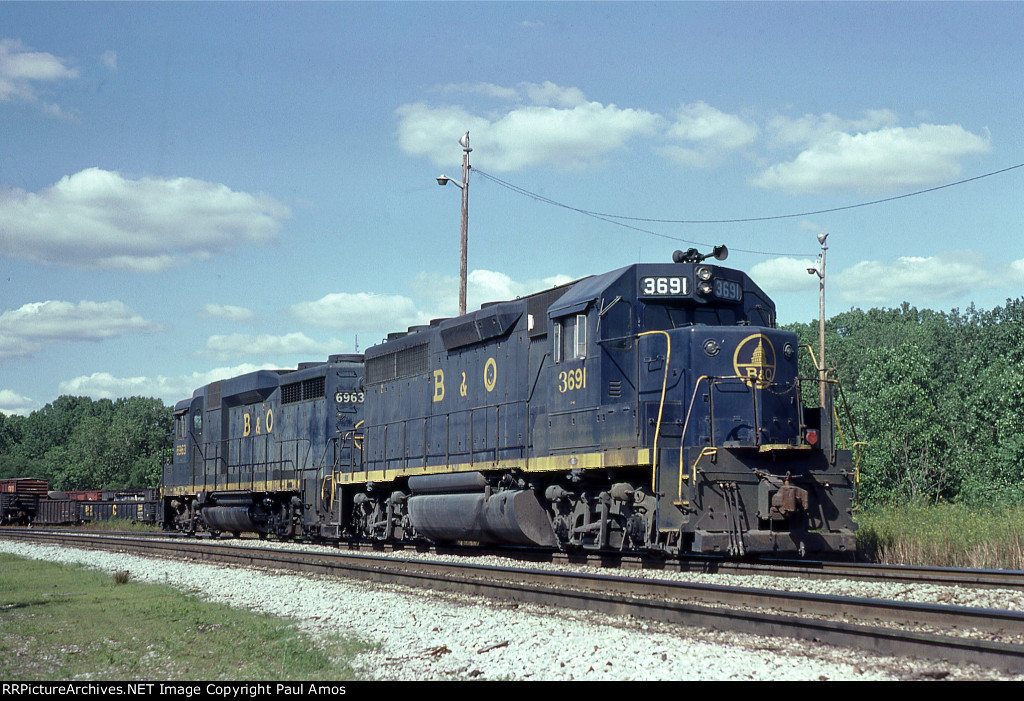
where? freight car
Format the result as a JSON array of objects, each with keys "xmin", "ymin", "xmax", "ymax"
[
  {"xmin": 162, "ymin": 248, "xmax": 858, "ymax": 556},
  {"xmin": 0, "ymin": 480, "xmax": 160, "ymax": 526},
  {"xmin": 74, "ymin": 489, "xmax": 160, "ymax": 525},
  {"xmin": 0, "ymin": 478, "xmax": 48, "ymax": 525}
]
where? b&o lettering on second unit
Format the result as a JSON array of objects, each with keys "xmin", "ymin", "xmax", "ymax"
[{"xmin": 243, "ymin": 407, "xmax": 274, "ymax": 436}]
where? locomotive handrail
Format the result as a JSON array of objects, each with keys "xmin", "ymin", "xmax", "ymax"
[
  {"xmin": 184, "ymin": 430, "xmax": 209, "ymax": 495},
  {"xmin": 638, "ymin": 330, "xmax": 671, "ymax": 494},
  {"xmin": 322, "ymin": 431, "xmax": 360, "ymax": 516},
  {"xmin": 679, "ymin": 445, "xmax": 718, "ymax": 505},
  {"xmin": 833, "ymin": 381, "xmax": 860, "ymax": 444},
  {"xmin": 198, "ymin": 434, "xmax": 310, "ymax": 493},
  {"xmin": 680, "ymin": 374, "xmax": 761, "ymax": 451},
  {"xmin": 797, "ymin": 341, "xmax": 862, "ymax": 451},
  {"xmin": 852, "ymin": 441, "xmax": 867, "ymax": 485},
  {"xmin": 362, "ymin": 399, "xmax": 529, "ymax": 475},
  {"xmin": 800, "ymin": 342, "xmax": 825, "ymax": 377},
  {"xmin": 679, "ymin": 374, "xmax": 711, "ymax": 491},
  {"xmin": 678, "ymin": 373, "xmax": 805, "ymax": 501}
]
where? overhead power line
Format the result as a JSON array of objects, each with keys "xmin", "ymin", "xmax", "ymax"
[{"xmin": 472, "ymin": 162, "xmax": 1024, "ymax": 257}]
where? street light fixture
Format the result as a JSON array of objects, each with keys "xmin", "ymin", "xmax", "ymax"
[
  {"xmin": 807, "ymin": 232, "xmax": 828, "ymax": 408},
  {"xmin": 437, "ymin": 132, "xmax": 472, "ymax": 316}
]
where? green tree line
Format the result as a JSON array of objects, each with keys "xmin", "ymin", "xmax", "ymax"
[
  {"xmin": 786, "ymin": 299, "xmax": 1024, "ymax": 507},
  {"xmin": 0, "ymin": 396, "xmax": 171, "ymax": 490}
]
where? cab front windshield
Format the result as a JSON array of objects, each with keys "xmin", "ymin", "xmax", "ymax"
[{"xmin": 641, "ymin": 302, "xmax": 738, "ymax": 331}]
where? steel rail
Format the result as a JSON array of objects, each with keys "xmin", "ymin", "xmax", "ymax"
[
  {"xmin": 8, "ymin": 527, "xmax": 1024, "ymax": 589},
  {"xmin": 3, "ymin": 529, "xmax": 1024, "ymax": 673},
  {"xmin": 744, "ymin": 557, "xmax": 1024, "ymax": 589}
]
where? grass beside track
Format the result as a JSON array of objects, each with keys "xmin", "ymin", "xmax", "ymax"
[
  {"xmin": 0, "ymin": 553, "xmax": 373, "ymax": 681},
  {"xmin": 857, "ymin": 503, "xmax": 1024, "ymax": 570},
  {"xmin": 76, "ymin": 518, "xmax": 162, "ymax": 533}
]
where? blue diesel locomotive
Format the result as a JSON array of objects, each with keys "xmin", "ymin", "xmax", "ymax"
[
  {"xmin": 162, "ymin": 355, "xmax": 365, "ymax": 538},
  {"xmin": 162, "ymin": 248, "xmax": 857, "ymax": 555}
]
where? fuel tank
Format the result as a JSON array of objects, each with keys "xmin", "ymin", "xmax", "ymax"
[
  {"xmin": 407, "ymin": 488, "xmax": 557, "ymax": 547},
  {"xmin": 202, "ymin": 505, "xmax": 267, "ymax": 534}
]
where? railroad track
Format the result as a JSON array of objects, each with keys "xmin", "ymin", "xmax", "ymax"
[
  {"xmin": 11, "ymin": 526, "xmax": 1024, "ymax": 590},
  {"xmin": 687, "ymin": 555, "xmax": 1024, "ymax": 589},
  {"xmin": 280, "ymin": 534, "xmax": 1024, "ymax": 591},
  {"xmin": 3, "ymin": 528, "xmax": 1024, "ymax": 674}
]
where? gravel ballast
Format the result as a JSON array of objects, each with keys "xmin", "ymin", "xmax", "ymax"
[{"xmin": 1, "ymin": 540, "xmax": 1018, "ymax": 681}]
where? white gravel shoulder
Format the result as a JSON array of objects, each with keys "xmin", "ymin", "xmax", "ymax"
[{"xmin": 0, "ymin": 540, "xmax": 1013, "ymax": 681}]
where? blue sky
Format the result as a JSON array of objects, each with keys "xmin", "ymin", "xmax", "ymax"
[{"xmin": 1, "ymin": 2, "xmax": 1022, "ymax": 415}]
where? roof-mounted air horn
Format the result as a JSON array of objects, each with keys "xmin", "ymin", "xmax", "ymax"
[{"xmin": 673, "ymin": 245, "xmax": 729, "ymax": 264}]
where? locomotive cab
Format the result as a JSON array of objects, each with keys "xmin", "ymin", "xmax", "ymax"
[{"xmin": 536, "ymin": 249, "xmax": 856, "ymax": 555}]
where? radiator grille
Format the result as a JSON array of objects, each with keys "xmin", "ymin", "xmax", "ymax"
[{"xmin": 366, "ymin": 342, "xmax": 429, "ymax": 384}]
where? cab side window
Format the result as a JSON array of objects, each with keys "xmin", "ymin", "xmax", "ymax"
[
  {"xmin": 554, "ymin": 312, "xmax": 589, "ymax": 361},
  {"xmin": 600, "ymin": 300, "xmax": 633, "ymax": 351},
  {"xmin": 574, "ymin": 313, "xmax": 587, "ymax": 359}
]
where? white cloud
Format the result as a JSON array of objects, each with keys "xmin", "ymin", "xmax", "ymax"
[
  {"xmin": 200, "ymin": 304, "xmax": 256, "ymax": 322},
  {"xmin": 1010, "ymin": 259, "xmax": 1024, "ymax": 282},
  {"xmin": 469, "ymin": 268, "xmax": 575, "ymax": 302},
  {"xmin": 438, "ymin": 82, "xmax": 522, "ymax": 102},
  {"xmin": 753, "ymin": 122, "xmax": 991, "ymax": 194},
  {"xmin": 0, "ymin": 168, "xmax": 291, "ymax": 271},
  {"xmin": 399, "ymin": 84, "xmax": 996, "ymax": 193},
  {"xmin": 659, "ymin": 102, "xmax": 759, "ymax": 167},
  {"xmin": 406, "ymin": 269, "xmax": 576, "ymax": 319},
  {"xmin": 437, "ymin": 81, "xmax": 586, "ymax": 108},
  {"xmin": 0, "ymin": 38, "xmax": 78, "ymax": 115},
  {"xmin": 58, "ymin": 364, "xmax": 287, "ymax": 404},
  {"xmin": 198, "ymin": 332, "xmax": 345, "ymax": 362},
  {"xmin": 748, "ymin": 257, "xmax": 821, "ymax": 294},
  {"xmin": 292, "ymin": 292, "xmax": 426, "ymax": 332},
  {"xmin": 0, "ymin": 300, "xmax": 160, "ymax": 359},
  {"xmin": 765, "ymin": 110, "xmax": 899, "ymax": 148},
  {"xmin": 834, "ymin": 253, "xmax": 995, "ymax": 306},
  {"xmin": 100, "ymin": 50, "xmax": 117, "ymax": 71},
  {"xmin": 0, "ymin": 388, "xmax": 36, "ymax": 416},
  {"xmin": 290, "ymin": 269, "xmax": 577, "ymax": 343},
  {"xmin": 396, "ymin": 82, "xmax": 663, "ymax": 171},
  {"xmin": 519, "ymin": 81, "xmax": 587, "ymax": 108}
]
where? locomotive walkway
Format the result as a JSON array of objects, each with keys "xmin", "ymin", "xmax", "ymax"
[{"xmin": 3, "ymin": 528, "xmax": 1024, "ymax": 674}]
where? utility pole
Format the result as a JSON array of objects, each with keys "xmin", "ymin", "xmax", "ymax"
[
  {"xmin": 807, "ymin": 232, "xmax": 829, "ymax": 408},
  {"xmin": 437, "ymin": 132, "xmax": 472, "ymax": 316}
]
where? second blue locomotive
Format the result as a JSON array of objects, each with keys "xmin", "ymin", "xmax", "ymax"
[
  {"xmin": 162, "ymin": 355, "xmax": 364, "ymax": 538},
  {"xmin": 163, "ymin": 248, "xmax": 857, "ymax": 555}
]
